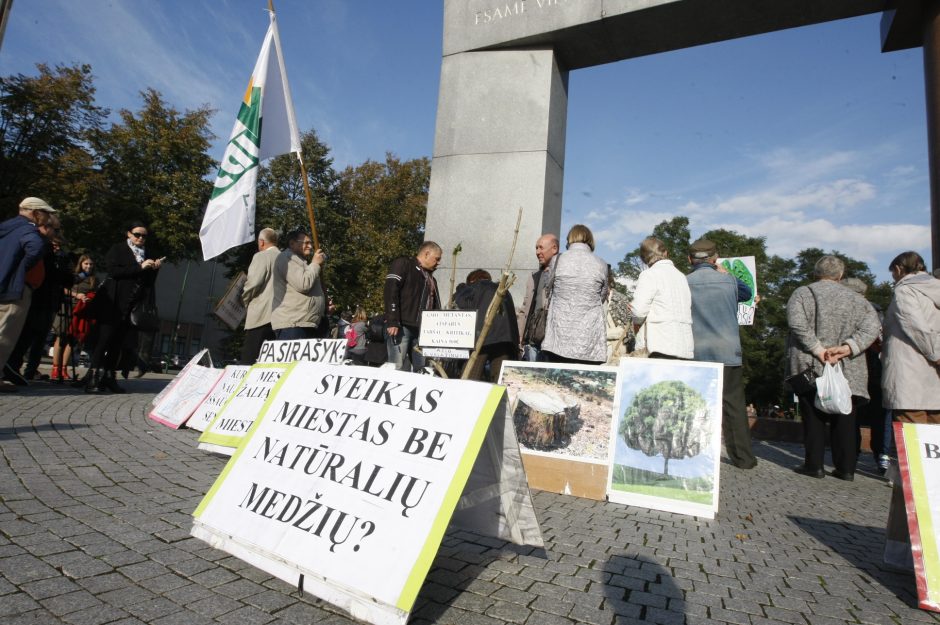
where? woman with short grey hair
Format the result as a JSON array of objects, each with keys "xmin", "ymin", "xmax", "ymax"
[{"xmin": 786, "ymin": 255, "xmax": 880, "ymax": 481}]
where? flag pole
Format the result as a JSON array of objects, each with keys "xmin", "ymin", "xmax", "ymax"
[
  {"xmin": 267, "ymin": 0, "xmax": 319, "ymax": 251},
  {"xmin": 298, "ymin": 155, "xmax": 321, "ymax": 251}
]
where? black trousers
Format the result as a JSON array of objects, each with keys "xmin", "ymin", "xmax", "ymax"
[
  {"xmin": 241, "ymin": 324, "xmax": 275, "ymax": 364},
  {"xmin": 722, "ymin": 366, "xmax": 757, "ymax": 469},
  {"xmin": 91, "ymin": 321, "xmax": 128, "ymax": 371},
  {"xmin": 799, "ymin": 394, "xmax": 857, "ymax": 474}
]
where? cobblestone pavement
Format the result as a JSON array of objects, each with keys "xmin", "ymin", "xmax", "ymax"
[{"xmin": 2, "ymin": 377, "xmax": 939, "ymax": 625}]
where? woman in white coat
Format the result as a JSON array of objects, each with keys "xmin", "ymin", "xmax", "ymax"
[
  {"xmin": 881, "ymin": 251, "xmax": 940, "ymax": 424},
  {"xmin": 541, "ymin": 225, "xmax": 609, "ymax": 364}
]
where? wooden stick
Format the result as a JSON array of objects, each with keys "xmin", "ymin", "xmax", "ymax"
[
  {"xmin": 296, "ymin": 153, "xmax": 320, "ymax": 251},
  {"xmin": 447, "ymin": 242, "xmax": 462, "ymax": 309}
]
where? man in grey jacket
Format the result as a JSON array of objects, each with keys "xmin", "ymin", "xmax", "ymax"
[
  {"xmin": 686, "ymin": 238, "xmax": 757, "ymax": 469},
  {"xmin": 240, "ymin": 228, "xmax": 280, "ymax": 363},
  {"xmin": 270, "ymin": 229, "xmax": 326, "ymax": 340},
  {"xmin": 516, "ymin": 233, "xmax": 558, "ymax": 361}
]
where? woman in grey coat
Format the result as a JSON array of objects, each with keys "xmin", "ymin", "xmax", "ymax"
[
  {"xmin": 541, "ymin": 224, "xmax": 609, "ymax": 364},
  {"xmin": 881, "ymin": 251, "xmax": 940, "ymax": 424},
  {"xmin": 786, "ymin": 255, "xmax": 880, "ymax": 481}
]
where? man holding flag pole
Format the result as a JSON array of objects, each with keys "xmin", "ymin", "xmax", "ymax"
[{"xmin": 199, "ymin": 1, "xmax": 321, "ymax": 261}]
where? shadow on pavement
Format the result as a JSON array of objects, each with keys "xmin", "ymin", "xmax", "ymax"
[
  {"xmin": 789, "ymin": 515, "xmax": 920, "ymax": 608},
  {"xmin": 0, "ymin": 422, "xmax": 91, "ymax": 439}
]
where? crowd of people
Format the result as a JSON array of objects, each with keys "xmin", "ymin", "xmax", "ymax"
[
  {"xmin": 0, "ymin": 198, "xmax": 162, "ymax": 394},
  {"xmin": 3, "ymin": 198, "xmax": 937, "ymax": 478}
]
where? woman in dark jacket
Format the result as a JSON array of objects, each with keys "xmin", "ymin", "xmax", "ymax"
[
  {"xmin": 84, "ymin": 222, "xmax": 162, "ymax": 393},
  {"xmin": 456, "ymin": 269, "xmax": 519, "ymax": 382}
]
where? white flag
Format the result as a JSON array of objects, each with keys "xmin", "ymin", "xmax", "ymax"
[{"xmin": 199, "ymin": 13, "xmax": 301, "ymax": 261}]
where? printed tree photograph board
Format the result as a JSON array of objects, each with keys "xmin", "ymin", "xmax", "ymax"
[
  {"xmin": 188, "ymin": 365, "xmax": 250, "ymax": 432},
  {"xmin": 148, "ymin": 365, "xmax": 224, "ymax": 429},
  {"xmin": 198, "ymin": 363, "xmax": 288, "ymax": 455},
  {"xmin": 608, "ymin": 358, "xmax": 724, "ymax": 519},
  {"xmin": 191, "ymin": 362, "xmax": 529, "ymax": 625},
  {"xmin": 717, "ymin": 255, "xmax": 757, "ymax": 325},
  {"xmin": 498, "ymin": 362, "xmax": 619, "ymax": 500},
  {"xmin": 894, "ymin": 422, "xmax": 940, "ymax": 612}
]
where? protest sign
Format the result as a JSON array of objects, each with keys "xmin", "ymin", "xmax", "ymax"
[
  {"xmin": 717, "ymin": 255, "xmax": 757, "ymax": 325},
  {"xmin": 213, "ymin": 271, "xmax": 247, "ymax": 330},
  {"xmin": 192, "ymin": 362, "xmax": 542, "ymax": 625},
  {"xmin": 893, "ymin": 422, "xmax": 940, "ymax": 612},
  {"xmin": 188, "ymin": 365, "xmax": 251, "ymax": 432},
  {"xmin": 149, "ymin": 365, "xmax": 224, "ymax": 429},
  {"xmin": 197, "ymin": 363, "xmax": 288, "ymax": 455},
  {"xmin": 608, "ymin": 359, "xmax": 723, "ymax": 519},
  {"xmin": 499, "ymin": 362, "xmax": 619, "ymax": 500},
  {"xmin": 257, "ymin": 338, "xmax": 347, "ymax": 364},
  {"xmin": 150, "ymin": 348, "xmax": 213, "ymax": 408},
  {"xmin": 419, "ymin": 310, "xmax": 475, "ymax": 348}
]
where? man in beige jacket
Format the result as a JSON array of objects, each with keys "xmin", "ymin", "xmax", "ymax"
[
  {"xmin": 271, "ymin": 229, "xmax": 326, "ymax": 340},
  {"xmin": 240, "ymin": 228, "xmax": 280, "ymax": 363}
]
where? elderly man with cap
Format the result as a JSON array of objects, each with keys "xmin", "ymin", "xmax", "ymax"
[
  {"xmin": 686, "ymin": 237, "xmax": 757, "ymax": 469},
  {"xmin": 0, "ymin": 198, "xmax": 55, "ymax": 391}
]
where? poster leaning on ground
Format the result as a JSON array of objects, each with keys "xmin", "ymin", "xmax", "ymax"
[
  {"xmin": 191, "ymin": 362, "xmax": 542, "ymax": 625},
  {"xmin": 148, "ymin": 365, "xmax": 224, "ymax": 429},
  {"xmin": 498, "ymin": 361, "xmax": 620, "ymax": 500},
  {"xmin": 607, "ymin": 358, "xmax": 724, "ymax": 519},
  {"xmin": 894, "ymin": 422, "xmax": 940, "ymax": 612},
  {"xmin": 187, "ymin": 365, "xmax": 250, "ymax": 432}
]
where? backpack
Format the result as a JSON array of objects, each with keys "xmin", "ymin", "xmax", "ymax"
[{"xmin": 366, "ymin": 314, "xmax": 386, "ymax": 342}]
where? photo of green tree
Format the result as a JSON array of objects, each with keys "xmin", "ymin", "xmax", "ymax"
[{"xmin": 608, "ymin": 360, "xmax": 724, "ymax": 518}]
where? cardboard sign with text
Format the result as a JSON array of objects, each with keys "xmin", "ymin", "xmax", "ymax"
[
  {"xmin": 149, "ymin": 365, "xmax": 224, "ymax": 429},
  {"xmin": 894, "ymin": 422, "xmax": 940, "ymax": 612},
  {"xmin": 197, "ymin": 364, "xmax": 288, "ymax": 455},
  {"xmin": 257, "ymin": 338, "xmax": 347, "ymax": 364},
  {"xmin": 191, "ymin": 362, "xmax": 542, "ymax": 625},
  {"xmin": 150, "ymin": 348, "xmax": 212, "ymax": 408},
  {"xmin": 188, "ymin": 365, "xmax": 251, "ymax": 432},
  {"xmin": 419, "ymin": 310, "xmax": 475, "ymax": 348},
  {"xmin": 213, "ymin": 271, "xmax": 247, "ymax": 331}
]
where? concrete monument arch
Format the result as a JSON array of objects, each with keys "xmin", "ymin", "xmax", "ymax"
[{"xmin": 425, "ymin": 0, "xmax": 940, "ymax": 290}]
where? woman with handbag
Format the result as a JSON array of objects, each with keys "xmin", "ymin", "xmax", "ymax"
[
  {"xmin": 786, "ymin": 255, "xmax": 880, "ymax": 481},
  {"xmin": 83, "ymin": 222, "xmax": 162, "ymax": 393}
]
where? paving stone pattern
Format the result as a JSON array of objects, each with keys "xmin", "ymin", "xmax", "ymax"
[{"xmin": 1, "ymin": 377, "xmax": 938, "ymax": 625}]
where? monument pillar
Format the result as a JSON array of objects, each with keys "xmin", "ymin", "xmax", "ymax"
[
  {"xmin": 424, "ymin": 47, "xmax": 567, "ymax": 302},
  {"xmin": 925, "ymin": 0, "xmax": 940, "ymax": 270}
]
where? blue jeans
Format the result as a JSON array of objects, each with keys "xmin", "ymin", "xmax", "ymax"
[
  {"xmin": 386, "ymin": 325, "xmax": 424, "ymax": 372},
  {"xmin": 275, "ymin": 327, "xmax": 315, "ymax": 340}
]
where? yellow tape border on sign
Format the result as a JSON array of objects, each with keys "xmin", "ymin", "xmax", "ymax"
[
  {"xmin": 193, "ymin": 362, "xmax": 296, "ymax": 518},
  {"xmin": 196, "ymin": 362, "xmax": 291, "ymax": 450},
  {"xmin": 395, "ymin": 384, "xmax": 505, "ymax": 611}
]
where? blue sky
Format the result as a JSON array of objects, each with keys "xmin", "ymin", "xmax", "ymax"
[{"xmin": 1, "ymin": 1, "xmax": 929, "ymax": 283}]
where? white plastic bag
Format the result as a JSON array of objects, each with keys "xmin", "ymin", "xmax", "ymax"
[{"xmin": 814, "ymin": 362, "xmax": 852, "ymax": 415}]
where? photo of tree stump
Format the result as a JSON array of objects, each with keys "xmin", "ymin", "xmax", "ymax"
[{"xmin": 512, "ymin": 390, "xmax": 580, "ymax": 450}]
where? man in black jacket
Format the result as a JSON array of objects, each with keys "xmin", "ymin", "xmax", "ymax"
[{"xmin": 383, "ymin": 241, "xmax": 442, "ymax": 371}]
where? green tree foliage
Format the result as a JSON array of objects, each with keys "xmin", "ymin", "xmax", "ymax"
[
  {"xmin": 619, "ymin": 380, "xmax": 709, "ymax": 476},
  {"xmin": 616, "ymin": 216, "xmax": 692, "ymax": 293},
  {"xmin": 336, "ymin": 154, "xmax": 431, "ymax": 312},
  {"xmin": 92, "ymin": 89, "xmax": 215, "ymax": 261},
  {"xmin": 0, "ymin": 63, "xmax": 107, "ymax": 216}
]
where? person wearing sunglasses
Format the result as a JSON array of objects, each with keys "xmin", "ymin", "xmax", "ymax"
[{"xmin": 82, "ymin": 221, "xmax": 163, "ymax": 393}]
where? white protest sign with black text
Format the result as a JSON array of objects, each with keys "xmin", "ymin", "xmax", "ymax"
[
  {"xmin": 188, "ymin": 365, "xmax": 250, "ymax": 432},
  {"xmin": 419, "ymin": 310, "xmax": 475, "ymax": 348},
  {"xmin": 150, "ymin": 348, "xmax": 212, "ymax": 408},
  {"xmin": 197, "ymin": 363, "xmax": 288, "ymax": 455},
  {"xmin": 149, "ymin": 365, "xmax": 223, "ymax": 429},
  {"xmin": 192, "ymin": 362, "xmax": 534, "ymax": 625}
]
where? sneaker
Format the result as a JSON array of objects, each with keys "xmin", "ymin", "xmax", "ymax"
[{"xmin": 877, "ymin": 454, "xmax": 891, "ymax": 476}]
